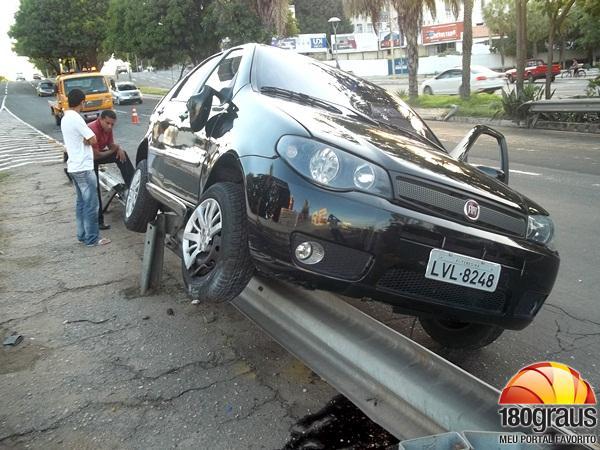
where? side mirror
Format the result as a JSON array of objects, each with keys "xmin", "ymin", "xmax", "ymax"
[
  {"xmin": 450, "ymin": 125, "xmax": 509, "ymax": 184},
  {"xmin": 187, "ymin": 85, "xmax": 216, "ymax": 132}
]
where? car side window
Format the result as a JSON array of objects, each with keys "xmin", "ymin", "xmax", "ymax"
[
  {"xmin": 204, "ymin": 49, "xmax": 244, "ymax": 94},
  {"xmin": 173, "ymin": 56, "xmax": 220, "ymax": 100},
  {"xmin": 448, "ymin": 70, "xmax": 462, "ymax": 78},
  {"xmin": 437, "ymin": 71, "xmax": 451, "ymax": 79}
]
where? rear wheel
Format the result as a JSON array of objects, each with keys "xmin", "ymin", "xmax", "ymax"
[
  {"xmin": 123, "ymin": 160, "xmax": 159, "ymax": 232},
  {"xmin": 419, "ymin": 317, "xmax": 504, "ymax": 350},
  {"xmin": 181, "ymin": 182, "xmax": 254, "ymax": 303},
  {"xmin": 423, "ymin": 86, "xmax": 433, "ymax": 95}
]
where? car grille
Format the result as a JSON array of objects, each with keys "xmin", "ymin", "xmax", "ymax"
[
  {"xmin": 85, "ymin": 100, "xmax": 102, "ymax": 108},
  {"xmin": 376, "ymin": 267, "xmax": 507, "ymax": 313},
  {"xmin": 395, "ymin": 178, "xmax": 527, "ymax": 237}
]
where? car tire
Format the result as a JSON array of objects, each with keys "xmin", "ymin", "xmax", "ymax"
[
  {"xmin": 139, "ymin": 99, "xmax": 143, "ymax": 104},
  {"xmin": 423, "ymin": 86, "xmax": 433, "ymax": 95},
  {"xmin": 527, "ymin": 73, "xmax": 534, "ymax": 83},
  {"xmin": 551, "ymin": 75, "xmax": 556, "ymax": 82},
  {"xmin": 507, "ymin": 74, "xmax": 514, "ymax": 84},
  {"xmin": 123, "ymin": 160, "xmax": 159, "ymax": 232},
  {"xmin": 181, "ymin": 182, "xmax": 254, "ymax": 303},
  {"xmin": 419, "ymin": 317, "xmax": 504, "ymax": 350}
]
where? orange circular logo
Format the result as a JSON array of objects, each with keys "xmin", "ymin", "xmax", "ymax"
[{"xmin": 499, "ymin": 362, "xmax": 596, "ymax": 405}]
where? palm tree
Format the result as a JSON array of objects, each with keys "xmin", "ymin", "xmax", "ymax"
[
  {"xmin": 461, "ymin": 0, "xmax": 473, "ymax": 99},
  {"xmin": 254, "ymin": 0, "xmax": 290, "ymax": 36},
  {"xmin": 343, "ymin": 0, "xmax": 386, "ymax": 39}
]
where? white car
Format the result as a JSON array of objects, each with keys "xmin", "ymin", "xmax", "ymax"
[
  {"xmin": 111, "ymin": 82, "xmax": 143, "ymax": 105},
  {"xmin": 421, "ymin": 65, "xmax": 506, "ymax": 95}
]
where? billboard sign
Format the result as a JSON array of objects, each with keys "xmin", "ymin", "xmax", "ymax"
[
  {"xmin": 272, "ymin": 34, "xmax": 328, "ymax": 53},
  {"xmin": 422, "ymin": 22, "xmax": 464, "ymax": 45}
]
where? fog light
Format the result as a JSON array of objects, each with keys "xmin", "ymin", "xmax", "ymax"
[{"xmin": 294, "ymin": 241, "xmax": 325, "ymax": 265}]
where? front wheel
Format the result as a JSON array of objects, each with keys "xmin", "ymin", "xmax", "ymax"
[
  {"xmin": 123, "ymin": 160, "xmax": 159, "ymax": 232},
  {"xmin": 423, "ymin": 86, "xmax": 433, "ymax": 95},
  {"xmin": 527, "ymin": 73, "xmax": 535, "ymax": 83},
  {"xmin": 419, "ymin": 318, "xmax": 504, "ymax": 350},
  {"xmin": 181, "ymin": 182, "xmax": 254, "ymax": 303}
]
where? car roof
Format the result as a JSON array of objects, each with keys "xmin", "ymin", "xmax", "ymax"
[{"xmin": 116, "ymin": 81, "xmax": 137, "ymax": 86}]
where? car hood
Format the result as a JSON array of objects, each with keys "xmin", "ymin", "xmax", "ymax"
[{"xmin": 267, "ymin": 97, "xmax": 546, "ymax": 215}]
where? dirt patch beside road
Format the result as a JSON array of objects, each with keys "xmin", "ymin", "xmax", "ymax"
[{"xmin": 0, "ymin": 161, "xmax": 334, "ymax": 449}]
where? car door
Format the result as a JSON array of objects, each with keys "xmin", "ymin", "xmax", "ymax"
[
  {"xmin": 148, "ymin": 49, "xmax": 245, "ymax": 205},
  {"xmin": 148, "ymin": 55, "xmax": 222, "ymax": 204},
  {"xmin": 443, "ymin": 69, "xmax": 462, "ymax": 94}
]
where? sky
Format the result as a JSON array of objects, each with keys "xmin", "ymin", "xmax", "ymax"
[{"xmin": 0, "ymin": 0, "xmax": 37, "ymax": 80}]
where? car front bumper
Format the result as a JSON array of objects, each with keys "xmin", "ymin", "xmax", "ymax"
[{"xmin": 241, "ymin": 156, "xmax": 559, "ymax": 330}]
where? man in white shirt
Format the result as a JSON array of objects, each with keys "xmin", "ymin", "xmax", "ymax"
[{"xmin": 61, "ymin": 89, "xmax": 111, "ymax": 246}]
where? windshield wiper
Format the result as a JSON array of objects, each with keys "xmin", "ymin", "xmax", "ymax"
[{"xmin": 260, "ymin": 86, "xmax": 342, "ymax": 114}]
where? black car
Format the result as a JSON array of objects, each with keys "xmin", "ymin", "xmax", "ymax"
[{"xmin": 124, "ymin": 44, "xmax": 559, "ymax": 349}]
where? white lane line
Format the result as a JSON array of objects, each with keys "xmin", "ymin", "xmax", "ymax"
[
  {"xmin": 114, "ymin": 109, "xmax": 151, "ymax": 118},
  {"xmin": 0, "ymin": 158, "xmax": 63, "ymax": 172},
  {"xmin": 0, "ymin": 153, "xmax": 63, "ymax": 164},
  {"xmin": 3, "ymin": 105, "xmax": 62, "ymax": 144},
  {"xmin": 509, "ymin": 169, "xmax": 541, "ymax": 176},
  {"xmin": 0, "ymin": 151, "xmax": 62, "ymax": 160}
]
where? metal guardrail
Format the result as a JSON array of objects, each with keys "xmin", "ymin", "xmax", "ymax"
[
  {"xmin": 524, "ymin": 98, "xmax": 600, "ymax": 128},
  {"xmin": 139, "ymin": 213, "xmax": 598, "ymax": 449}
]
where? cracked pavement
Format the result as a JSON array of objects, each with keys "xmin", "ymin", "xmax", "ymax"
[{"xmin": 0, "ymin": 160, "xmax": 336, "ymax": 449}]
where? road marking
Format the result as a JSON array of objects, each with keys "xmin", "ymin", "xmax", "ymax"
[
  {"xmin": 509, "ymin": 169, "xmax": 541, "ymax": 176},
  {"xmin": 0, "ymin": 107, "xmax": 65, "ymax": 173},
  {"xmin": 114, "ymin": 109, "xmax": 151, "ymax": 118}
]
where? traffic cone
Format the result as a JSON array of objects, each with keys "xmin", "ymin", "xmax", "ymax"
[{"xmin": 131, "ymin": 107, "xmax": 140, "ymax": 124}]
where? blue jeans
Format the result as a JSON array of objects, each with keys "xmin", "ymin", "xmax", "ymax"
[{"xmin": 70, "ymin": 170, "xmax": 100, "ymax": 246}]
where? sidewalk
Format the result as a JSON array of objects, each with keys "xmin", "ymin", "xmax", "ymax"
[{"xmin": 0, "ymin": 118, "xmax": 333, "ymax": 448}]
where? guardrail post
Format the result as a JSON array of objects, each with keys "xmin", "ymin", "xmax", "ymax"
[{"xmin": 140, "ymin": 213, "xmax": 165, "ymax": 295}]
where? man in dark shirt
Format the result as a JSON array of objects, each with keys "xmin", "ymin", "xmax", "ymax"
[{"xmin": 88, "ymin": 110, "xmax": 135, "ymax": 229}]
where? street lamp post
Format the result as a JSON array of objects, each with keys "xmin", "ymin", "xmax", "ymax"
[{"xmin": 328, "ymin": 17, "xmax": 341, "ymax": 69}]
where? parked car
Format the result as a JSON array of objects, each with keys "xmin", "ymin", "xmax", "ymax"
[
  {"xmin": 124, "ymin": 44, "xmax": 559, "ymax": 349},
  {"xmin": 421, "ymin": 65, "xmax": 506, "ymax": 95},
  {"xmin": 36, "ymin": 80, "xmax": 55, "ymax": 96},
  {"xmin": 111, "ymin": 82, "xmax": 143, "ymax": 105},
  {"xmin": 505, "ymin": 59, "xmax": 561, "ymax": 83}
]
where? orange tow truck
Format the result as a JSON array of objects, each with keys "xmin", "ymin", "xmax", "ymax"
[{"xmin": 49, "ymin": 72, "xmax": 114, "ymax": 125}]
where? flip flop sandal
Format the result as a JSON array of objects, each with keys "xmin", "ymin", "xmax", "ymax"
[{"xmin": 87, "ymin": 237, "xmax": 111, "ymax": 247}]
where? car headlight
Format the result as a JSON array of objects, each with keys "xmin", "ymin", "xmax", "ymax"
[
  {"xmin": 277, "ymin": 135, "xmax": 392, "ymax": 198},
  {"xmin": 527, "ymin": 215, "xmax": 554, "ymax": 245}
]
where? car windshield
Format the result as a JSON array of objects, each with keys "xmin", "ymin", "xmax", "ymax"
[
  {"xmin": 118, "ymin": 84, "xmax": 137, "ymax": 91},
  {"xmin": 63, "ymin": 76, "xmax": 108, "ymax": 94},
  {"xmin": 40, "ymin": 82, "xmax": 53, "ymax": 88},
  {"xmin": 254, "ymin": 46, "xmax": 443, "ymax": 150}
]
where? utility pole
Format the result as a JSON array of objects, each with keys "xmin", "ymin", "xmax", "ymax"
[{"xmin": 389, "ymin": 1, "xmax": 396, "ymax": 76}]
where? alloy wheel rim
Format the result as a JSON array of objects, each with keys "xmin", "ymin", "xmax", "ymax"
[
  {"xmin": 125, "ymin": 169, "xmax": 142, "ymax": 218},
  {"xmin": 182, "ymin": 198, "xmax": 222, "ymax": 276}
]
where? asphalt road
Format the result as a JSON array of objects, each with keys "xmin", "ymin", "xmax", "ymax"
[{"xmin": 3, "ymin": 80, "xmax": 600, "ymax": 435}]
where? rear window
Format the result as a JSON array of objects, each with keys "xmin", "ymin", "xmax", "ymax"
[
  {"xmin": 118, "ymin": 84, "xmax": 137, "ymax": 91},
  {"xmin": 63, "ymin": 76, "xmax": 109, "ymax": 94}
]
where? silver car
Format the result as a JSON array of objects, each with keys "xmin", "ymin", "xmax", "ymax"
[
  {"xmin": 36, "ymin": 80, "xmax": 55, "ymax": 96},
  {"xmin": 111, "ymin": 82, "xmax": 143, "ymax": 105}
]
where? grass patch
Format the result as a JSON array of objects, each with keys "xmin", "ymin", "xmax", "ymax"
[
  {"xmin": 139, "ymin": 86, "xmax": 170, "ymax": 96},
  {"xmin": 397, "ymin": 92, "xmax": 503, "ymax": 118}
]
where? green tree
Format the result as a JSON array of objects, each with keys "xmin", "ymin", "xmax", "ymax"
[
  {"xmin": 9, "ymin": 0, "xmax": 109, "ymax": 71},
  {"xmin": 343, "ymin": 0, "xmax": 384, "ymax": 36},
  {"xmin": 105, "ymin": 0, "xmax": 219, "ymax": 68},
  {"xmin": 538, "ymin": 0, "xmax": 576, "ymax": 99},
  {"xmin": 204, "ymin": 0, "xmax": 273, "ymax": 45},
  {"xmin": 254, "ymin": 0, "xmax": 290, "ymax": 36},
  {"xmin": 572, "ymin": 0, "xmax": 600, "ymax": 65},
  {"xmin": 483, "ymin": 0, "xmax": 514, "ymax": 69},
  {"xmin": 296, "ymin": 0, "xmax": 353, "ymax": 39}
]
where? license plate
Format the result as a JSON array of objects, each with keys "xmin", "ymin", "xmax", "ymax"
[{"xmin": 425, "ymin": 249, "xmax": 501, "ymax": 292}]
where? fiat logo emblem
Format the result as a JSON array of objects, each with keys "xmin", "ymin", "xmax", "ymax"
[{"xmin": 464, "ymin": 199, "xmax": 480, "ymax": 221}]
